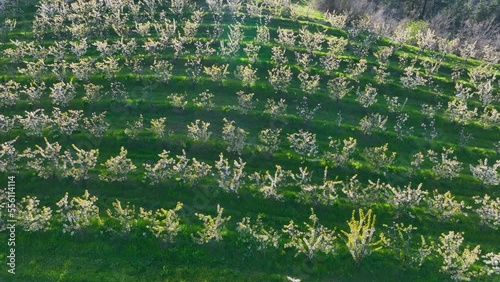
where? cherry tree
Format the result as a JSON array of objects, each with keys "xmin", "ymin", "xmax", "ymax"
[
  {"xmin": 295, "ymin": 96, "xmax": 321, "ymax": 122},
  {"xmin": 141, "ymin": 202, "xmax": 183, "ymax": 244},
  {"xmin": 83, "ymin": 112, "xmax": 109, "ymax": 138},
  {"xmin": 394, "ymin": 113, "xmax": 414, "ymax": 140},
  {"xmin": 234, "ymin": 65, "xmax": 258, "ymax": 87},
  {"xmin": 268, "ymin": 66, "xmax": 292, "ymax": 92},
  {"xmin": 445, "ymin": 100, "xmax": 478, "ymax": 125},
  {"xmin": 421, "ymin": 102, "xmax": 443, "ymax": 119},
  {"xmin": 106, "ymin": 199, "xmax": 137, "ymax": 235},
  {"xmin": 237, "ymin": 215, "xmax": 280, "ymax": 251},
  {"xmin": 203, "ymin": 64, "xmax": 229, "ymax": 84},
  {"xmin": 62, "ymin": 144, "xmax": 99, "ymax": 182},
  {"xmin": 327, "ymin": 76, "xmax": 352, "ymax": 102},
  {"xmin": 341, "ymin": 209, "xmax": 384, "ymax": 265},
  {"xmin": 173, "ymin": 151, "xmax": 212, "ymax": 186},
  {"xmin": 342, "ymin": 176, "xmax": 386, "ymax": 207},
  {"xmin": 258, "ymin": 128, "xmax": 282, "ymax": 155},
  {"xmin": 298, "ymin": 71, "xmax": 320, "ymax": 95},
  {"xmin": 0, "ymin": 114, "xmax": 16, "ymax": 136},
  {"xmin": 356, "ymin": 84, "xmax": 378, "ymax": 108},
  {"xmin": 298, "ymin": 167, "xmax": 341, "ymax": 206},
  {"xmin": 83, "ymin": 83, "xmax": 104, "ymax": 102},
  {"xmin": 167, "ymin": 93, "xmax": 188, "ymax": 109},
  {"xmin": 359, "ymin": 113, "xmax": 388, "ymax": 135},
  {"xmin": 187, "ymin": 120, "xmax": 212, "ymax": 142},
  {"xmin": 472, "ymin": 194, "xmax": 500, "ymax": 229},
  {"xmin": 124, "ymin": 114, "xmax": 144, "ymax": 140},
  {"xmin": 149, "ymin": 117, "xmax": 167, "ymax": 139},
  {"xmin": 99, "ymin": 147, "xmax": 137, "ymax": 182},
  {"xmin": 51, "ymin": 108, "xmax": 83, "ymax": 136},
  {"xmin": 249, "ymin": 165, "xmax": 289, "ymax": 200},
  {"xmin": 361, "ymin": 144, "xmax": 396, "ymax": 172},
  {"xmin": 298, "ymin": 26, "xmax": 325, "ymax": 53},
  {"xmin": 192, "ymin": 204, "xmax": 231, "ymax": 244},
  {"xmin": 192, "ymin": 90, "xmax": 215, "ymax": 110},
  {"xmin": 23, "ymin": 138, "xmax": 63, "ymax": 179},
  {"xmin": 16, "ymin": 109, "xmax": 51, "ymax": 137},
  {"xmin": 385, "ymin": 96, "xmax": 408, "ymax": 113},
  {"xmin": 0, "ymin": 138, "xmax": 19, "ymax": 173},
  {"xmin": 287, "ymin": 130, "xmax": 318, "ymax": 161},
  {"xmin": 56, "ymin": 190, "xmax": 100, "ymax": 235},
  {"xmin": 264, "ymin": 98, "xmax": 287, "ymax": 119},
  {"xmin": 0, "ymin": 80, "xmax": 20, "ymax": 107},
  {"xmin": 49, "ymin": 81, "xmax": 76, "ymax": 107},
  {"xmin": 428, "ymin": 190, "xmax": 466, "ymax": 222},
  {"xmin": 381, "ymin": 223, "xmax": 419, "ymax": 266},
  {"xmin": 214, "ymin": 153, "xmax": 246, "ymax": 193},
  {"xmin": 243, "ymin": 43, "xmax": 261, "ymax": 64},
  {"xmin": 469, "ymin": 159, "xmax": 500, "ymax": 187},
  {"xmin": 347, "ymin": 59, "xmax": 367, "ymax": 82},
  {"xmin": 246, "ymin": 0, "xmax": 264, "ymax": 18},
  {"xmin": 96, "ymin": 57, "xmax": 120, "ymax": 80},
  {"xmin": 482, "ymin": 252, "xmax": 500, "ymax": 276},
  {"xmin": 325, "ymin": 137, "xmax": 357, "ymax": 168},
  {"xmin": 222, "ymin": 118, "xmax": 247, "ymax": 155},
  {"xmin": 143, "ymin": 150, "xmax": 176, "ymax": 185},
  {"xmin": 324, "ymin": 10, "xmax": 347, "ymax": 29},
  {"xmin": 283, "ymin": 208, "xmax": 337, "ymax": 260},
  {"xmin": 18, "ymin": 60, "xmax": 46, "ymax": 83},
  {"xmin": 479, "ymin": 107, "xmax": 500, "ymax": 129},
  {"xmin": 426, "ymin": 148, "xmax": 463, "ymax": 180},
  {"xmin": 20, "ymin": 82, "xmax": 46, "ymax": 104},
  {"xmin": 275, "ymin": 27, "xmax": 296, "ymax": 48},
  {"xmin": 150, "ymin": 59, "xmax": 174, "ymax": 83},
  {"xmin": 384, "ymin": 183, "xmax": 428, "ymax": 217},
  {"xmin": 270, "ymin": 46, "xmax": 289, "ymax": 66},
  {"xmin": 400, "ymin": 65, "xmax": 426, "ymax": 89},
  {"xmin": 436, "ymin": 231, "xmax": 482, "ymax": 281},
  {"xmin": 233, "ymin": 91, "xmax": 257, "ymax": 114},
  {"xmin": 15, "ymin": 196, "xmax": 52, "ymax": 232},
  {"xmin": 254, "ymin": 25, "xmax": 270, "ymax": 44}
]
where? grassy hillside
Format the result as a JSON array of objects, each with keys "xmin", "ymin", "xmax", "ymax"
[{"xmin": 0, "ymin": 1, "xmax": 499, "ymax": 281}]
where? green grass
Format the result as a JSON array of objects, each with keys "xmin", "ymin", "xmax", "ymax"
[{"xmin": 0, "ymin": 1, "xmax": 499, "ymax": 281}]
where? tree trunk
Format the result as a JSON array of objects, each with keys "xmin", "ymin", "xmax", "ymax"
[{"xmin": 419, "ymin": 0, "xmax": 429, "ymax": 19}]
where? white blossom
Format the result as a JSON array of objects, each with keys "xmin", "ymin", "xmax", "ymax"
[
  {"xmin": 325, "ymin": 137, "xmax": 357, "ymax": 168},
  {"xmin": 83, "ymin": 112, "xmax": 109, "ymax": 138},
  {"xmin": 341, "ymin": 209, "xmax": 384, "ymax": 265},
  {"xmin": 124, "ymin": 114, "xmax": 144, "ymax": 140},
  {"xmin": 56, "ymin": 190, "xmax": 100, "ymax": 235},
  {"xmin": 283, "ymin": 208, "xmax": 337, "ymax": 259},
  {"xmin": 215, "ymin": 153, "xmax": 246, "ymax": 193},
  {"xmin": 99, "ymin": 147, "xmax": 137, "ymax": 182},
  {"xmin": 0, "ymin": 138, "xmax": 20, "ymax": 173},
  {"xmin": 16, "ymin": 196, "xmax": 52, "ymax": 232},
  {"xmin": 106, "ymin": 199, "xmax": 137, "ymax": 235},
  {"xmin": 142, "ymin": 202, "xmax": 183, "ymax": 243},
  {"xmin": 258, "ymin": 128, "xmax": 282, "ymax": 155},
  {"xmin": 472, "ymin": 194, "xmax": 500, "ymax": 229},
  {"xmin": 149, "ymin": 117, "xmax": 167, "ymax": 139},
  {"xmin": 428, "ymin": 190, "xmax": 466, "ymax": 222},
  {"xmin": 51, "ymin": 107, "xmax": 83, "ymax": 136},
  {"xmin": 62, "ymin": 144, "xmax": 99, "ymax": 182},
  {"xmin": 237, "ymin": 215, "xmax": 280, "ymax": 251},
  {"xmin": 49, "ymin": 81, "xmax": 76, "ymax": 107},
  {"xmin": 436, "ymin": 231, "xmax": 481, "ymax": 281},
  {"xmin": 222, "ymin": 118, "xmax": 247, "ymax": 155},
  {"xmin": 187, "ymin": 120, "xmax": 212, "ymax": 142},
  {"xmin": 287, "ymin": 130, "xmax": 318, "ymax": 160},
  {"xmin": 249, "ymin": 165, "xmax": 289, "ymax": 200},
  {"xmin": 192, "ymin": 204, "xmax": 231, "ymax": 244}
]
